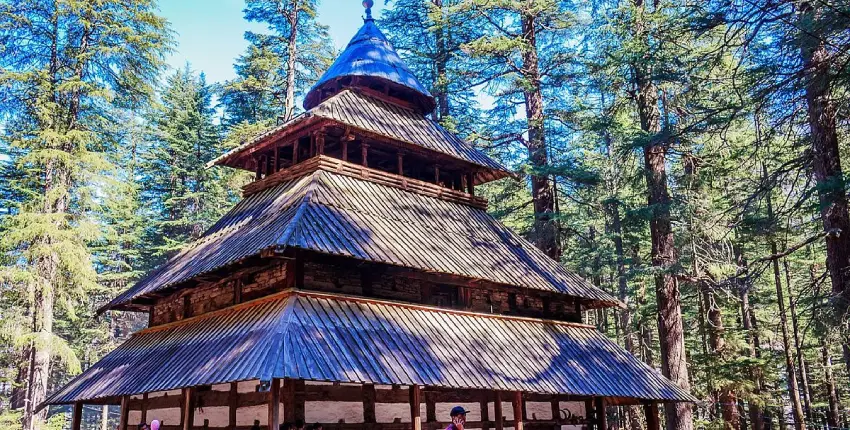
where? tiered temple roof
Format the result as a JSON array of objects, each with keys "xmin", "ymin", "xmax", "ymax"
[{"xmin": 46, "ymin": 9, "xmax": 694, "ymax": 422}]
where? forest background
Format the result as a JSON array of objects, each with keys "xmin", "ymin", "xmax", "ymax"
[{"xmin": 0, "ymin": 1, "xmax": 848, "ymax": 430}]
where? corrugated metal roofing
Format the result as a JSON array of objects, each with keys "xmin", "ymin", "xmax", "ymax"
[
  {"xmin": 303, "ymin": 19, "xmax": 435, "ymax": 113},
  {"xmin": 212, "ymin": 89, "xmax": 509, "ymax": 180},
  {"xmin": 46, "ymin": 292, "xmax": 695, "ymax": 405},
  {"xmin": 105, "ymin": 170, "xmax": 619, "ymax": 311}
]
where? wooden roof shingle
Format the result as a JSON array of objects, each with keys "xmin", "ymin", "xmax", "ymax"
[
  {"xmin": 48, "ymin": 292, "xmax": 695, "ymax": 406},
  {"xmin": 103, "ymin": 167, "xmax": 620, "ymax": 311}
]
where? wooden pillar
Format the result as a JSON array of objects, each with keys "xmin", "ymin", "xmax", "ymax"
[
  {"xmin": 467, "ymin": 173, "xmax": 475, "ymax": 196},
  {"xmin": 480, "ymin": 391, "xmax": 490, "ymax": 430},
  {"xmin": 364, "ymin": 383, "xmax": 377, "ymax": 423},
  {"xmin": 397, "ymin": 152, "xmax": 405, "ymax": 175},
  {"xmin": 294, "ymin": 380, "xmax": 305, "ymax": 422},
  {"xmin": 550, "ymin": 399, "xmax": 560, "ymax": 430},
  {"xmin": 292, "ymin": 140, "xmax": 300, "ymax": 164},
  {"xmin": 182, "ymin": 387, "xmax": 196, "ymax": 430},
  {"xmin": 342, "ymin": 140, "xmax": 349, "ymax": 161},
  {"xmin": 593, "ymin": 398, "xmax": 606, "ymax": 430},
  {"xmin": 229, "ymin": 382, "xmax": 238, "ymax": 430},
  {"xmin": 494, "ymin": 391, "xmax": 503, "ymax": 430},
  {"xmin": 410, "ymin": 385, "xmax": 422, "ymax": 430},
  {"xmin": 434, "ymin": 166, "xmax": 440, "ymax": 185},
  {"xmin": 274, "ymin": 145, "xmax": 280, "ymax": 172},
  {"xmin": 72, "ymin": 402, "xmax": 83, "ymax": 430},
  {"xmin": 269, "ymin": 379, "xmax": 281, "ymax": 430},
  {"xmin": 643, "ymin": 402, "xmax": 660, "ymax": 430},
  {"xmin": 283, "ymin": 379, "xmax": 295, "ymax": 423},
  {"xmin": 425, "ymin": 391, "xmax": 436, "ymax": 423},
  {"xmin": 584, "ymin": 399, "xmax": 595, "ymax": 430},
  {"xmin": 361, "ymin": 143, "xmax": 369, "ymax": 167},
  {"xmin": 316, "ymin": 132, "xmax": 325, "ymax": 155},
  {"xmin": 141, "ymin": 393, "xmax": 148, "ymax": 425},
  {"xmin": 119, "ymin": 395, "xmax": 130, "ymax": 430},
  {"xmin": 512, "ymin": 391, "xmax": 524, "ymax": 430}
]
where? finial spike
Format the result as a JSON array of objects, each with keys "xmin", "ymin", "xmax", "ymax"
[{"xmin": 362, "ymin": 0, "xmax": 374, "ymax": 21}]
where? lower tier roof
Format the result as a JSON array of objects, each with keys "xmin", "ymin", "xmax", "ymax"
[{"xmin": 47, "ymin": 291, "xmax": 695, "ymax": 406}]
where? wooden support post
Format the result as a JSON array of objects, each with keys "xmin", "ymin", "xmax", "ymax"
[
  {"xmin": 513, "ymin": 391, "xmax": 524, "ymax": 430},
  {"xmin": 397, "ymin": 152, "xmax": 405, "ymax": 175},
  {"xmin": 550, "ymin": 399, "xmax": 560, "ymax": 430},
  {"xmin": 269, "ymin": 379, "xmax": 281, "ymax": 430},
  {"xmin": 293, "ymin": 140, "xmax": 300, "ymax": 164},
  {"xmin": 119, "ymin": 395, "xmax": 130, "ymax": 430},
  {"xmin": 364, "ymin": 384, "xmax": 377, "ymax": 423},
  {"xmin": 361, "ymin": 143, "xmax": 369, "ymax": 167},
  {"xmin": 434, "ymin": 166, "xmax": 440, "ymax": 185},
  {"xmin": 274, "ymin": 145, "xmax": 280, "ymax": 172},
  {"xmin": 494, "ymin": 391, "xmax": 504, "ymax": 430},
  {"xmin": 410, "ymin": 385, "xmax": 422, "ymax": 430},
  {"xmin": 643, "ymin": 402, "xmax": 659, "ymax": 430},
  {"xmin": 425, "ymin": 391, "xmax": 436, "ymax": 423},
  {"xmin": 594, "ymin": 398, "xmax": 606, "ymax": 430},
  {"xmin": 183, "ymin": 387, "xmax": 196, "ymax": 430},
  {"xmin": 72, "ymin": 402, "xmax": 83, "ymax": 430},
  {"xmin": 342, "ymin": 140, "xmax": 349, "ymax": 161},
  {"xmin": 141, "ymin": 393, "xmax": 148, "ymax": 425},
  {"xmin": 294, "ymin": 380, "xmax": 305, "ymax": 422},
  {"xmin": 229, "ymin": 382, "xmax": 238, "ymax": 430},
  {"xmin": 283, "ymin": 379, "xmax": 296, "ymax": 423},
  {"xmin": 584, "ymin": 399, "xmax": 595, "ymax": 430},
  {"xmin": 480, "ymin": 391, "xmax": 490, "ymax": 430},
  {"xmin": 317, "ymin": 132, "xmax": 325, "ymax": 155}
]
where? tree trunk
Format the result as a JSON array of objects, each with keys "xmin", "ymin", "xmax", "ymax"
[
  {"xmin": 520, "ymin": 11, "xmax": 559, "ymax": 261},
  {"xmin": 799, "ymin": 2, "xmax": 850, "ymax": 317},
  {"xmin": 736, "ymin": 246, "xmax": 764, "ymax": 430},
  {"xmin": 784, "ymin": 259, "xmax": 813, "ymax": 419},
  {"xmin": 765, "ymin": 183, "xmax": 806, "ymax": 430},
  {"xmin": 432, "ymin": 0, "xmax": 450, "ymax": 121},
  {"xmin": 821, "ymin": 340, "xmax": 839, "ymax": 429},
  {"xmin": 632, "ymin": 46, "xmax": 693, "ymax": 430},
  {"xmin": 702, "ymin": 284, "xmax": 739, "ymax": 430},
  {"xmin": 285, "ymin": 0, "xmax": 299, "ymax": 120}
]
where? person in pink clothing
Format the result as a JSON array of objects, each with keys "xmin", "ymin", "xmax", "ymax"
[{"xmin": 150, "ymin": 420, "xmax": 160, "ymax": 430}]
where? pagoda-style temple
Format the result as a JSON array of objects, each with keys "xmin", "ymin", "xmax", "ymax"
[{"xmin": 44, "ymin": 7, "xmax": 694, "ymax": 430}]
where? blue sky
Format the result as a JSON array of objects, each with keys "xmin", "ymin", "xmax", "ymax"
[{"xmin": 160, "ymin": 0, "xmax": 388, "ymax": 84}]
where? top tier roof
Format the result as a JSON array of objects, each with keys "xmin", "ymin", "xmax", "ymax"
[{"xmin": 303, "ymin": 17, "xmax": 436, "ymax": 114}]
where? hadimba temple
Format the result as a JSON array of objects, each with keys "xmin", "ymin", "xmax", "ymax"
[{"xmin": 44, "ymin": 5, "xmax": 694, "ymax": 430}]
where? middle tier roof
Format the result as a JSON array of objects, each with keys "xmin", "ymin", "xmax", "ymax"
[{"xmin": 105, "ymin": 164, "xmax": 620, "ymax": 311}]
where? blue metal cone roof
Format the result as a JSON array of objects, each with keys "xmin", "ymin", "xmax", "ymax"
[{"xmin": 304, "ymin": 19, "xmax": 436, "ymax": 113}]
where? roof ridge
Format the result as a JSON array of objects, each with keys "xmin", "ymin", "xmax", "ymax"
[{"xmin": 274, "ymin": 170, "xmax": 322, "ymax": 248}]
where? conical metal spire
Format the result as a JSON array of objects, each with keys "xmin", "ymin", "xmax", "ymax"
[{"xmin": 303, "ymin": 8, "xmax": 436, "ymax": 113}]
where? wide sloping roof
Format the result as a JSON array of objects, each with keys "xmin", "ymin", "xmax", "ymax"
[
  {"xmin": 46, "ymin": 292, "xmax": 695, "ymax": 405},
  {"xmin": 213, "ymin": 90, "xmax": 510, "ymax": 182},
  {"xmin": 104, "ymin": 168, "xmax": 619, "ymax": 311},
  {"xmin": 303, "ymin": 19, "xmax": 435, "ymax": 113}
]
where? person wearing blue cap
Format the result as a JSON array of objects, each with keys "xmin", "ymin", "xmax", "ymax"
[{"xmin": 447, "ymin": 406, "xmax": 470, "ymax": 430}]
